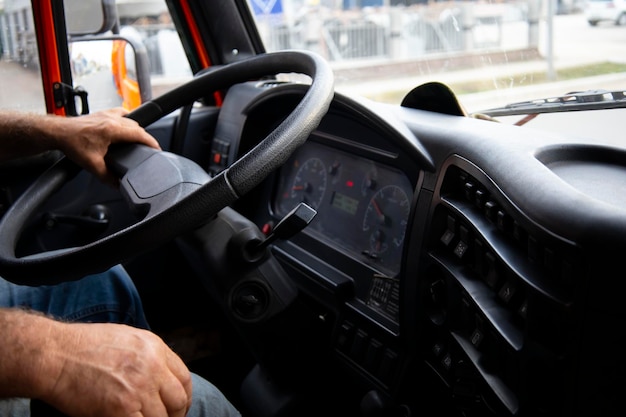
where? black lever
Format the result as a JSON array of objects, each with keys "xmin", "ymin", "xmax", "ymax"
[
  {"xmin": 42, "ymin": 204, "xmax": 110, "ymax": 232},
  {"xmin": 251, "ymin": 202, "xmax": 317, "ymax": 255}
]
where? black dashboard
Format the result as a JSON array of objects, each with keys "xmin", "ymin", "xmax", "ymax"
[{"xmin": 204, "ymin": 80, "xmax": 626, "ymax": 417}]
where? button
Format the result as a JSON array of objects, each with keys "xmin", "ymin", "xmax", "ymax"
[
  {"xmin": 428, "ymin": 278, "xmax": 446, "ymax": 305},
  {"xmin": 544, "ymin": 247, "xmax": 558, "ymax": 272},
  {"xmin": 441, "ymin": 352, "xmax": 453, "ymax": 371},
  {"xmin": 513, "ymin": 221, "xmax": 526, "ymax": 243},
  {"xmin": 454, "ymin": 240, "xmax": 469, "ymax": 259},
  {"xmin": 484, "ymin": 200, "xmax": 498, "ymax": 221},
  {"xmin": 474, "ymin": 189, "xmax": 486, "ymax": 208},
  {"xmin": 473, "ymin": 238, "xmax": 485, "ymax": 276},
  {"xmin": 350, "ymin": 329, "xmax": 369, "ymax": 362},
  {"xmin": 379, "ymin": 349, "xmax": 398, "ymax": 382},
  {"xmin": 261, "ymin": 222, "xmax": 273, "ymax": 236},
  {"xmin": 454, "ymin": 225, "xmax": 470, "ymax": 259},
  {"xmin": 498, "ymin": 280, "xmax": 518, "ymax": 304},
  {"xmin": 464, "ymin": 181, "xmax": 477, "ymax": 201},
  {"xmin": 441, "ymin": 229, "xmax": 455, "ymax": 247},
  {"xmin": 470, "ymin": 328, "xmax": 484, "ymax": 349},
  {"xmin": 432, "ymin": 341, "xmax": 445, "ymax": 358},
  {"xmin": 336, "ymin": 321, "xmax": 354, "ymax": 352},
  {"xmin": 365, "ymin": 339, "xmax": 383, "ymax": 371},
  {"xmin": 496, "ymin": 210, "xmax": 511, "ymax": 233},
  {"xmin": 518, "ymin": 299, "xmax": 528, "ymax": 320},
  {"xmin": 441, "ymin": 214, "xmax": 457, "ymax": 247},
  {"xmin": 484, "ymin": 252, "xmax": 500, "ymax": 289}
]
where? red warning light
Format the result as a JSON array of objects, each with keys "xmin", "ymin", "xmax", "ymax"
[{"xmin": 345, "ymin": 180, "xmax": 354, "ymax": 188}]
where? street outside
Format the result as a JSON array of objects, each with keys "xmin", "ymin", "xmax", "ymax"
[
  {"xmin": 335, "ymin": 12, "xmax": 626, "ymax": 112},
  {"xmin": 1, "ymin": 12, "xmax": 625, "ymax": 114},
  {"xmin": 0, "ymin": 59, "xmax": 46, "ymax": 113}
]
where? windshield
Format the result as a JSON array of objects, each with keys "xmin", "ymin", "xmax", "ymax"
[
  {"xmin": 246, "ymin": 0, "xmax": 626, "ymax": 115},
  {"xmin": 2, "ymin": 0, "xmax": 623, "ymax": 123}
]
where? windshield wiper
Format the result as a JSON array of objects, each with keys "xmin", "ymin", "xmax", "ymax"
[{"xmin": 479, "ymin": 89, "xmax": 626, "ymax": 117}]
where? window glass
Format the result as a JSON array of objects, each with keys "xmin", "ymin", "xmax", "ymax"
[
  {"xmin": 0, "ymin": 0, "xmax": 193, "ymax": 114},
  {"xmin": 245, "ymin": 0, "xmax": 626, "ymax": 114},
  {"xmin": 0, "ymin": 3, "xmax": 46, "ymax": 113},
  {"xmin": 68, "ymin": 0, "xmax": 192, "ymax": 112}
]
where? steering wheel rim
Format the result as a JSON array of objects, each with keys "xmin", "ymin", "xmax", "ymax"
[{"xmin": 0, "ymin": 50, "xmax": 334, "ymax": 285}]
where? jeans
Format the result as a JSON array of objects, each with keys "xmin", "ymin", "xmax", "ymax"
[{"xmin": 0, "ymin": 265, "xmax": 241, "ymax": 417}]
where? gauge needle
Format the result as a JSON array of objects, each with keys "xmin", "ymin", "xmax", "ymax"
[
  {"xmin": 374, "ymin": 230, "xmax": 384, "ymax": 251},
  {"xmin": 293, "ymin": 183, "xmax": 310, "ymax": 192},
  {"xmin": 372, "ymin": 199, "xmax": 386, "ymax": 224}
]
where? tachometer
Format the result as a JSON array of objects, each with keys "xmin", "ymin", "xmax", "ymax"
[
  {"xmin": 362, "ymin": 185, "xmax": 410, "ymax": 257},
  {"xmin": 289, "ymin": 157, "xmax": 328, "ymax": 211}
]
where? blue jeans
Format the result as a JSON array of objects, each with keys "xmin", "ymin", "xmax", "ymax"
[{"xmin": 0, "ymin": 265, "xmax": 241, "ymax": 417}]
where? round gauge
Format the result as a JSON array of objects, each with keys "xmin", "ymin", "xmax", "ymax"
[
  {"xmin": 361, "ymin": 167, "xmax": 378, "ymax": 196},
  {"xmin": 362, "ymin": 184, "xmax": 411, "ymax": 256},
  {"xmin": 289, "ymin": 157, "xmax": 328, "ymax": 210}
]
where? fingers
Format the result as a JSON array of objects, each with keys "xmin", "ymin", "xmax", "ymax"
[
  {"xmin": 105, "ymin": 107, "xmax": 130, "ymax": 117},
  {"xmin": 139, "ymin": 393, "xmax": 171, "ymax": 417},
  {"xmin": 107, "ymin": 109, "xmax": 161, "ymax": 151},
  {"xmin": 159, "ymin": 377, "xmax": 191, "ymax": 417},
  {"xmin": 166, "ymin": 349, "xmax": 193, "ymax": 399},
  {"xmin": 161, "ymin": 349, "xmax": 193, "ymax": 415},
  {"xmin": 68, "ymin": 108, "xmax": 161, "ymax": 184}
]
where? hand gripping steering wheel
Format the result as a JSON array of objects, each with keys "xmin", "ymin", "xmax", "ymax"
[{"xmin": 0, "ymin": 51, "xmax": 334, "ymax": 285}]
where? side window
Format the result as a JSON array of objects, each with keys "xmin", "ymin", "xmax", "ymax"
[
  {"xmin": 0, "ymin": 3, "xmax": 46, "ymax": 113},
  {"xmin": 67, "ymin": 0, "xmax": 193, "ymax": 113},
  {"xmin": 1, "ymin": 0, "xmax": 193, "ymax": 115}
]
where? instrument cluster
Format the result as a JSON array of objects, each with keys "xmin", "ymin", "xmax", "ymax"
[{"xmin": 272, "ymin": 138, "xmax": 414, "ymax": 278}]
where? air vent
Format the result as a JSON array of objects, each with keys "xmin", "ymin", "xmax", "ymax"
[{"xmin": 417, "ymin": 161, "xmax": 584, "ymax": 416}]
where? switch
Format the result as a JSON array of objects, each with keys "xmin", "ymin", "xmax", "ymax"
[{"xmin": 454, "ymin": 225, "xmax": 470, "ymax": 259}]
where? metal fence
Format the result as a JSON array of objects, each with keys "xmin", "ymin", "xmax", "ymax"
[{"xmin": 256, "ymin": 2, "xmax": 537, "ymax": 64}]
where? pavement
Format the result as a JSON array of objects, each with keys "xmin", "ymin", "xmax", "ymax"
[{"xmin": 0, "ymin": 59, "xmax": 47, "ymax": 112}]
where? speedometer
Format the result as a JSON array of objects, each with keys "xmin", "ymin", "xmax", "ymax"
[
  {"xmin": 362, "ymin": 185, "xmax": 411, "ymax": 258},
  {"xmin": 288, "ymin": 157, "xmax": 327, "ymax": 211}
]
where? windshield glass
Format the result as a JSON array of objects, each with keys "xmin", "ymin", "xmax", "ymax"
[{"xmin": 246, "ymin": 0, "xmax": 626, "ymax": 115}]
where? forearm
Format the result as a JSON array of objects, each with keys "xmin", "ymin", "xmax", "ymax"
[
  {"xmin": 0, "ymin": 111, "xmax": 63, "ymax": 162},
  {"xmin": 0, "ymin": 308, "xmax": 63, "ymax": 399},
  {"xmin": 0, "ymin": 108, "xmax": 160, "ymax": 184}
]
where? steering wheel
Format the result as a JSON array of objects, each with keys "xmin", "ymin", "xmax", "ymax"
[{"xmin": 0, "ymin": 51, "xmax": 334, "ymax": 285}]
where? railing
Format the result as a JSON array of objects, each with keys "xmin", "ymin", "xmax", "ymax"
[{"xmin": 255, "ymin": 2, "xmax": 537, "ymax": 65}]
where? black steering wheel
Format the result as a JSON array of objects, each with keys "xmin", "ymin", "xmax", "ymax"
[{"xmin": 0, "ymin": 51, "xmax": 334, "ymax": 285}]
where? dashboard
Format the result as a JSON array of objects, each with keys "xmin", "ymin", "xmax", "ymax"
[{"xmin": 205, "ymin": 80, "xmax": 626, "ymax": 417}]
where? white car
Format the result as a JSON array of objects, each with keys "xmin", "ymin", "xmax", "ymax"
[{"xmin": 585, "ymin": 0, "xmax": 626, "ymax": 25}]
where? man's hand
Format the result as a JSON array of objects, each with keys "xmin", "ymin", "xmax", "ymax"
[
  {"xmin": 1, "ymin": 309, "xmax": 192, "ymax": 417},
  {"xmin": 53, "ymin": 108, "xmax": 161, "ymax": 185},
  {"xmin": 0, "ymin": 108, "xmax": 161, "ymax": 186},
  {"xmin": 39, "ymin": 320, "xmax": 192, "ymax": 417}
]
